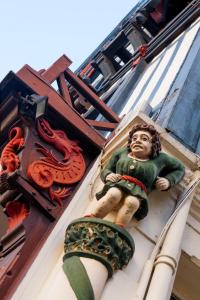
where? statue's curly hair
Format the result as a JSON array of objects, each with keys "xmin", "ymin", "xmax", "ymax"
[{"xmin": 127, "ymin": 123, "xmax": 161, "ymax": 158}]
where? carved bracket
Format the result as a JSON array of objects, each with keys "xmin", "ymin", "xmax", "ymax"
[
  {"xmin": 27, "ymin": 119, "xmax": 86, "ymax": 205},
  {"xmin": 0, "ymin": 127, "xmax": 24, "ymax": 174},
  {"xmin": 63, "ymin": 217, "xmax": 134, "ymax": 278},
  {"xmin": 5, "ymin": 200, "xmax": 29, "ymax": 232}
]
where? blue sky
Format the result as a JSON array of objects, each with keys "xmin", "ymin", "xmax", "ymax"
[{"xmin": 0, "ymin": 0, "xmax": 139, "ymax": 81}]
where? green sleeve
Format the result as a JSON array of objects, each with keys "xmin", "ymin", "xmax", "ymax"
[
  {"xmin": 100, "ymin": 149, "xmax": 122, "ymax": 183},
  {"xmin": 161, "ymin": 154, "xmax": 185, "ymax": 187}
]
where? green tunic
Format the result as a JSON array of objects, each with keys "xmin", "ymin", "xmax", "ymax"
[{"xmin": 96, "ymin": 148, "xmax": 185, "ymax": 220}]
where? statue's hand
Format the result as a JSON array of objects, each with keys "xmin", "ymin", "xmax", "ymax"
[
  {"xmin": 155, "ymin": 177, "xmax": 170, "ymax": 191},
  {"xmin": 106, "ymin": 173, "xmax": 121, "ymax": 182}
]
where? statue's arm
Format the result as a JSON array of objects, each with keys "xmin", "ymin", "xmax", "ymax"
[
  {"xmin": 100, "ymin": 150, "xmax": 121, "ymax": 183},
  {"xmin": 161, "ymin": 154, "xmax": 185, "ymax": 187}
]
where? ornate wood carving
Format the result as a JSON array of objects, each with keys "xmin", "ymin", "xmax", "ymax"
[
  {"xmin": 27, "ymin": 118, "xmax": 86, "ymax": 205},
  {"xmin": 64, "ymin": 217, "xmax": 135, "ymax": 278},
  {"xmin": 5, "ymin": 200, "xmax": 29, "ymax": 232},
  {"xmin": 0, "ymin": 127, "xmax": 24, "ymax": 174},
  {"xmin": 0, "ymin": 66, "xmax": 107, "ymax": 298}
]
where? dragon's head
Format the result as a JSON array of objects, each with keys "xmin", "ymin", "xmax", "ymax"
[
  {"xmin": 37, "ymin": 118, "xmax": 55, "ymax": 142},
  {"xmin": 37, "ymin": 118, "xmax": 82, "ymax": 162}
]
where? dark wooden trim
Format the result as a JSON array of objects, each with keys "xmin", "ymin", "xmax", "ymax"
[
  {"xmin": 57, "ymin": 72, "xmax": 73, "ymax": 107},
  {"xmin": 101, "ymin": 0, "xmax": 200, "ymax": 89},
  {"xmin": 64, "ymin": 69, "xmax": 120, "ymax": 123},
  {"xmin": 146, "ymin": 1, "xmax": 200, "ymax": 62},
  {"xmin": 15, "ymin": 175, "xmax": 58, "ymax": 221},
  {"xmin": 86, "ymin": 120, "xmax": 118, "ymax": 131},
  {"xmin": 0, "ymin": 205, "xmax": 52, "ymax": 300}
]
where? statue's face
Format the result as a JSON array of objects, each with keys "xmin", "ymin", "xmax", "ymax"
[{"xmin": 130, "ymin": 130, "xmax": 152, "ymax": 159}]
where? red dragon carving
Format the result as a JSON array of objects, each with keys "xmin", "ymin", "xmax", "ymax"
[
  {"xmin": 0, "ymin": 127, "xmax": 24, "ymax": 174},
  {"xmin": 27, "ymin": 119, "xmax": 86, "ymax": 205}
]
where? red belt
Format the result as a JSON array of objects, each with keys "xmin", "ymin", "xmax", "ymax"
[{"xmin": 121, "ymin": 175, "xmax": 148, "ymax": 194}]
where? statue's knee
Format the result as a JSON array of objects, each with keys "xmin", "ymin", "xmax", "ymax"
[
  {"xmin": 124, "ymin": 197, "xmax": 140, "ymax": 210},
  {"xmin": 106, "ymin": 188, "xmax": 122, "ymax": 203}
]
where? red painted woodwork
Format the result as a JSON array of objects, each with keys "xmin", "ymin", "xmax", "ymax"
[
  {"xmin": 132, "ymin": 44, "xmax": 148, "ymax": 67},
  {"xmin": 49, "ymin": 186, "xmax": 71, "ymax": 206},
  {"xmin": 0, "ymin": 203, "xmax": 52, "ymax": 299},
  {"xmin": 17, "ymin": 65, "xmax": 106, "ymax": 149},
  {"xmin": 37, "ymin": 118, "xmax": 84, "ymax": 163},
  {"xmin": 40, "ymin": 55, "xmax": 120, "ymax": 123},
  {"xmin": 0, "ymin": 127, "xmax": 24, "ymax": 174},
  {"xmin": 0, "ymin": 54, "xmax": 120, "ymax": 298},
  {"xmin": 150, "ymin": 1, "xmax": 164, "ymax": 24},
  {"xmin": 86, "ymin": 120, "xmax": 118, "ymax": 131},
  {"xmin": 28, "ymin": 144, "xmax": 85, "ymax": 186},
  {"xmin": 5, "ymin": 201, "xmax": 29, "ymax": 232},
  {"xmin": 57, "ymin": 72, "xmax": 73, "ymax": 107},
  {"xmin": 41, "ymin": 55, "xmax": 72, "ymax": 84},
  {"xmin": 14, "ymin": 175, "xmax": 59, "ymax": 220},
  {"xmin": 27, "ymin": 118, "xmax": 86, "ymax": 204},
  {"xmin": 17, "ymin": 54, "xmax": 120, "ymax": 142},
  {"xmin": 65, "ymin": 68, "xmax": 120, "ymax": 123}
]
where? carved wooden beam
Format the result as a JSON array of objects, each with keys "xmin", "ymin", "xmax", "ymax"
[
  {"xmin": 17, "ymin": 65, "xmax": 106, "ymax": 149},
  {"xmin": 65, "ymin": 69, "xmax": 120, "ymax": 123},
  {"xmin": 41, "ymin": 54, "xmax": 72, "ymax": 84},
  {"xmin": 57, "ymin": 72, "xmax": 73, "ymax": 107},
  {"xmin": 86, "ymin": 120, "xmax": 118, "ymax": 131}
]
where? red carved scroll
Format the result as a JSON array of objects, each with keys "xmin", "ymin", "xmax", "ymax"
[
  {"xmin": 5, "ymin": 201, "xmax": 29, "ymax": 232},
  {"xmin": 0, "ymin": 127, "xmax": 24, "ymax": 174},
  {"xmin": 49, "ymin": 187, "xmax": 71, "ymax": 206}
]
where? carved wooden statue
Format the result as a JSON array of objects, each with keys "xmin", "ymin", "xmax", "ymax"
[{"xmin": 89, "ymin": 123, "xmax": 185, "ymax": 227}]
